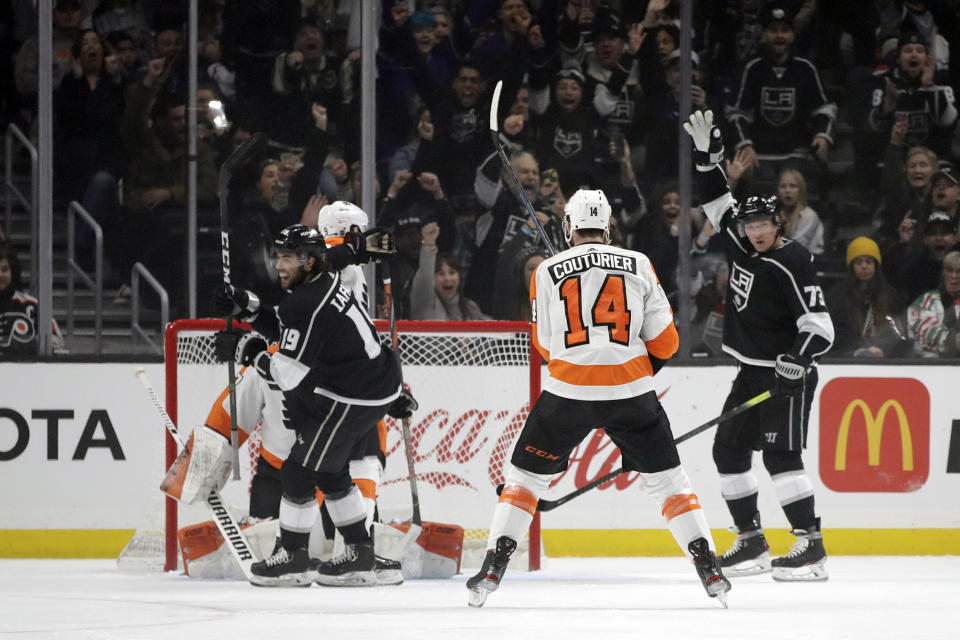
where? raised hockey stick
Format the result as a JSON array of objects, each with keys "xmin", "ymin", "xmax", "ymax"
[
  {"xmin": 489, "ymin": 79, "xmax": 556, "ymax": 256},
  {"xmin": 219, "ymin": 132, "xmax": 267, "ymax": 479},
  {"xmin": 505, "ymin": 389, "xmax": 773, "ymax": 512},
  {"xmin": 134, "ymin": 367, "xmax": 256, "ymax": 580},
  {"xmin": 380, "ymin": 263, "xmax": 423, "ymax": 560}
]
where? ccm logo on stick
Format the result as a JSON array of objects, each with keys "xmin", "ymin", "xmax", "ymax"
[{"xmin": 818, "ymin": 378, "xmax": 929, "ymax": 492}]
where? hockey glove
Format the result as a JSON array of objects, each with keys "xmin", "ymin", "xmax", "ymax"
[
  {"xmin": 387, "ymin": 388, "xmax": 419, "ymax": 419},
  {"xmin": 212, "ymin": 285, "xmax": 260, "ymax": 321},
  {"xmin": 682, "ymin": 110, "xmax": 724, "ymax": 168},
  {"xmin": 213, "ymin": 329, "xmax": 268, "ymax": 366},
  {"xmin": 325, "ymin": 228, "xmax": 397, "ymax": 270},
  {"xmin": 774, "ymin": 352, "xmax": 812, "ymax": 396}
]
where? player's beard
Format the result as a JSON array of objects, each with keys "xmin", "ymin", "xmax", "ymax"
[{"xmin": 279, "ymin": 264, "xmax": 307, "ymax": 290}]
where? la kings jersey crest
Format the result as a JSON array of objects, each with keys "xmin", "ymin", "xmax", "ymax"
[
  {"xmin": 730, "ymin": 263, "xmax": 755, "ymax": 311},
  {"xmin": 553, "ymin": 127, "xmax": 583, "ymax": 158},
  {"xmin": 761, "ymin": 84, "xmax": 795, "ymax": 125}
]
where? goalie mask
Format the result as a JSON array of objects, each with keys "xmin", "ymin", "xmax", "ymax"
[
  {"xmin": 564, "ymin": 189, "xmax": 611, "ymax": 243},
  {"xmin": 316, "ymin": 200, "xmax": 369, "ymax": 239}
]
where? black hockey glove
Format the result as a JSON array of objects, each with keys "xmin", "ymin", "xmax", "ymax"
[
  {"xmin": 387, "ymin": 388, "xmax": 419, "ymax": 419},
  {"xmin": 774, "ymin": 352, "xmax": 812, "ymax": 396},
  {"xmin": 325, "ymin": 228, "xmax": 397, "ymax": 270},
  {"xmin": 682, "ymin": 110, "xmax": 724, "ymax": 169},
  {"xmin": 212, "ymin": 285, "xmax": 260, "ymax": 321},
  {"xmin": 213, "ymin": 329, "xmax": 268, "ymax": 366}
]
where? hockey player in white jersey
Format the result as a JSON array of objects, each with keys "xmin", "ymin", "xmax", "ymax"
[
  {"xmin": 684, "ymin": 109, "xmax": 834, "ymax": 582},
  {"xmin": 466, "ymin": 189, "xmax": 730, "ymax": 608}
]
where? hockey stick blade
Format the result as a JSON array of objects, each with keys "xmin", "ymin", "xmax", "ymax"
[
  {"xmin": 134, "ymin": 368, "xmax": 257, "ymax": 579},
  {"xmin": 489, "ymin": 80, "xmax": 556, "ymax": 256},
  {"xmin": 504, "ymin": 390, "xmax": 774, "ymax": 512}
]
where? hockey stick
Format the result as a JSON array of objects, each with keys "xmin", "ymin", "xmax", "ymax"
[
  {"xmin": 504, "ymin": 389, "xmax": 773, "ymax": 513},
  {"xmin": 219, "ymin": 132, "xmax": 267, "ymax": 480},
  {"xmin": 380, "ymin": 263, "xmax": 422, "ymax": 560},
  {"xmin": 134, "ymin": 367, "xmax": 256, "ymax": 580},
  {"xmin": 489, "ymin": 79, "xmax": 556, "ymax": 256}
]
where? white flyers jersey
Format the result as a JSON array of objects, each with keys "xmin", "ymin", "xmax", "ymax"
[
  {"xmin": 530, "ymin": 242, "xmax": 679, "ymax": 401},
  {"xmin": 205, "ymin": 344, "xmax": 295, "ymax": 467}
]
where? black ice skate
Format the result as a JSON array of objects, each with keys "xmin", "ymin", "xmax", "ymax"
[
  {"xmin": 718, "ymin": 514, "xmax": 771, "ymax": 577},
  {"xmin": 315, "ymin": 540, "xmax": 377, "ymax": 587},
  {"xmin": 772, "ymin": 518, "xmax": 828, "ymax": 582},
  {"xmin": 374, "ymin": 554, "xmax": 404, "ymax": 586},
  {"xmin": 688, "ymin": 538, "xmax": 731, "ymax": 608},
  {"xmin": 466, "ymin": 536, "xmax": 517, "ymax": 608},
  {"xmin": 249, "ymin": 546, "xmax": 317, "ymax": 587}
]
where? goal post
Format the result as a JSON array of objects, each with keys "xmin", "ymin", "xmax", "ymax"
[{"xmin": 146, "ymin": 318, "xmax": 542, "ymax": 573}]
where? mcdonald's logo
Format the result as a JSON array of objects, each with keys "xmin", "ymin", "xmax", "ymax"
[{"xmin": 819, "ymin": 378, "xmax": 929, "ymax": 492}]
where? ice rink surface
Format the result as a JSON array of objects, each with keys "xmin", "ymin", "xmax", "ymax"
[{"xmin": 2, "ymin": 556, "xmax": 957, "ymax": 640}]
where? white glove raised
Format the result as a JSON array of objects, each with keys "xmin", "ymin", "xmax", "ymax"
[{"xmin": 683, "ymin": 110, "xmax": 725, "ymax": 167}]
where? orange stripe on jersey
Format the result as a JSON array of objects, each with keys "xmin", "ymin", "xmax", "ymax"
[
  {"xmin": 325, "ymin": 237, "xmax": 344, "ymax": 246},
  {"xmin": 204, "ymin": 344, "xmax": 279, "ymax": 442},
  {"xmin": 661, "ymin": 493, "xmax": 701, "ymax": 521},
  {"xmin": 549, "ymin": 354, "xmax": 653, "ymax": 387},
  {"xmin": 644, "ymin": 322, "xmax": 679, "ymax": 360},
  {"xmin": 529, "ymin": 268, "xmax": 551, "ymax": 362},
  {"xmin": 204, "ymin": 389, "xmax": 250, "ymax": 445},
  {"xmin": 377, "ymin": 419, "xmax": 387, "ymax": 454},
  {"xmin": 498, "ymin": 484, "xmax": 538, "ymax": 515},
  {"xmin": 259, "ymin": 446, "xmax": 284, "ymax": 470},
  {"xmin": 353, "ymin": 478, "xmax": 377, "ymax": 500}
]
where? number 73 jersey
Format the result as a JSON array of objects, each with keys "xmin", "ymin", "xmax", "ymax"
[{"xmin": 530, "ymin": 243, "xmax": 679, "ymax": 401}]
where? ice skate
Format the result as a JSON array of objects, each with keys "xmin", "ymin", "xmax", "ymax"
[
  {"xmin": 315, "ymin": 540, "xmax": 377, "ymax": 586},
  {"xmin": 374, "ymin": 555, "xmax": 404, "ymax": 586},
  {"xmin": 466, "ymin": 536, "xmax": 517, "ymax": 608},
  {"xmin": 772, "ymin": 518, "xmax": 828, "ymax": 582},
  {"xmin": 688, "ymin": 538, "xmax": 731, "ymax": 608},
  {"xmin": 718, "ymin": 514, "xmax": 771, "ymax": 577},
  {"xmin": 249, "ymin": 546, "xmax": 317, "ymax": 587}
]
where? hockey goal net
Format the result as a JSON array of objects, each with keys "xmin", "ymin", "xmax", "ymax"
[{"xmin": 120, "ymin": 318, "xmax": 542, "ymax": 573}]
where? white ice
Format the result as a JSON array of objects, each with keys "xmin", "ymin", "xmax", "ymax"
[{"xmin": 1, "ymin": 557, "xmax": 957, "ymax": 640}]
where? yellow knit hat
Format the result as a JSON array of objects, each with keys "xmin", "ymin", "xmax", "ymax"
[{"xmin": 846, "ymin": 236, "xmax": 881, "ymax": 266}]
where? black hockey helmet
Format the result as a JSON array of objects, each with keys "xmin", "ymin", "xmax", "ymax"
[
  {"xmin": 274, "ymin": 224, "xmax": 326, "ymax": 262},
  {"xmin": 734, "ymin": 195, "xmax": 782, "ymax": 231}
]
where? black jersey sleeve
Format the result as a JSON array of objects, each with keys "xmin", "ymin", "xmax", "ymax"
[
  {"xmin": 250, "ymin": 305, "xmax": 281, "ymax": 343},
  {"xmin": 766, "ymin": 247, "xmax": 835, "ymax": 360},
  {"xmin": 696, "ymin": 164, "xmax": 752, "ymax": 256}
]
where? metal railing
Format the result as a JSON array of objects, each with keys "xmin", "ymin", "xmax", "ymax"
[
  {"xmin": 131, "ymin": 262, "xmax": 169, "ymax": 355},
  {"xmin": 4, "ymin": 124, "xmax": 38, "ymax": 278},
  {"xmin": 66, "ymin": 201, "xmax": 103, "ymax": 355}
]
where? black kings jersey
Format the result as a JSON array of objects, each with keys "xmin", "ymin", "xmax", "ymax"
[
  {"xmin": 698, "ymin": 166, "xmax": 834, "ymax": 366},
  {"xmin": 726, "ymin": 54, "xmax": 836, "ymax": 154},
  {"xmin": 252, "ymin": 271, "xmax": 402, "ymax": 406}
]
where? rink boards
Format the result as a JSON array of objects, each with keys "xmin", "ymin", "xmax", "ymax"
[{"xmin": 0, "ymin": 361, "xmax": 958, "ymax": 557}]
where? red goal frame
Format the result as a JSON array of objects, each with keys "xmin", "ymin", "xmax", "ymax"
[{"xmin": 163, "ymin": 319, "xmax": 543, "ymax": 572}]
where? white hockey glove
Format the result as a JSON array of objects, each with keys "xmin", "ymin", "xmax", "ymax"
[
  {"xmin": 160, "ymin": 426, "xmax": 232, "ymax": 504},
  {"xmin": 774, "ymin": 352, "xmax": 811, "ymax": 397},
  {"xmin": 682, "ymin": 110, "xmax": 725, "ymax": 168}
]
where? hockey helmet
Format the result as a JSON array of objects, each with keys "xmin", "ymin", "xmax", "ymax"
[
  {"xmin": 564, "ymin": 189, "xmax": 611, "ymax": 243},
  {"xmin": 316, "ymin": 200, "xmax": 369, "ymax": 239},
  {"xmin": 734, "ymin": 195, "xmax": 782, "ymax": 233},
  {"xmin": 274, "ymin": 224, "xmax": 326, "ymax": 263}
]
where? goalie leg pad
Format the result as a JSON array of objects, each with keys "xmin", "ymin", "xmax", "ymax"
[{"xmin": 161, "ymin": 427, "xmax": 233, "ymax": 504}]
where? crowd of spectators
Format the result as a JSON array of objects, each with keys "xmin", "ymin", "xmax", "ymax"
[{"xmin": 0, "ymin": 0, "xmax": 958, "ymax": 359}]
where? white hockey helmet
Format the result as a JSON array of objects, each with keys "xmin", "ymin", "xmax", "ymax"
[
  {"xmin": 563, "ymin": 189, "xmax": 611, "ymax": 243},
  {"xmin": 316, "ymin": 200, "xmax": 369, "ymax": 239}
]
